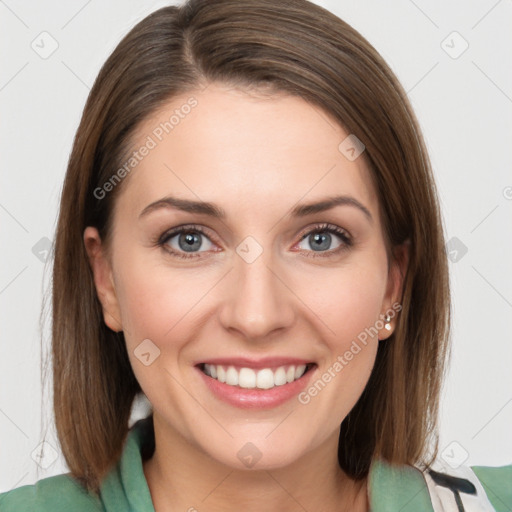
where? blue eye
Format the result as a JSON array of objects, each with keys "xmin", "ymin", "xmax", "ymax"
[
  {"xmin": 295, "ymin": 223, "xmax": 352, "ymax": 258},
  {"xmin": 157, "ymin": 222, "xmax": 352, "ymax": 260},
  {"xmin": 159, "ymin": 225, "xmax": 215, "ymax": 259}
]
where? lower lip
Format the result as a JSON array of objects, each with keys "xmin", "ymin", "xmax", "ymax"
[{"xmin": 196, "ymin": 365, "xmax": 316, "ymax": 409}]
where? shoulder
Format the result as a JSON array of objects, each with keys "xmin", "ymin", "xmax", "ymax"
[
  {"xmin": 421, "ymin": 460, "xmax": 512, "ymax": 512},
  {"xmin": 369, "ymin": 457, "xmax": 512, "ymax": 511},
  {"xmin": 470, "ymin": 462, "xmax": 512, "ymax": 512},
  {"xmin": 0, "ymin": 473, "xmax": 103, "ymax": 512},
  {"xmin": 0, "ymin": 415, "xmax": 155, "ymax": 512}
]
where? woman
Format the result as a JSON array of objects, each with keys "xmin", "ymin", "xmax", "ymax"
[{"xmin": 1, "ymin": 0, "xmax": 510, "ymax": 510}]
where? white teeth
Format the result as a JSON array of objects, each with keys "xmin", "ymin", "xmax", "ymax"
[
  {"xmin": 239, "ymin": 368, "xmax": 256, "ymax": 388},
  {"xmin": 225, "ymin": 366, "xmax": 239, "ymax": 386},
  {"xmin": 256, "ymin": 368, "xmax": 274, "ymax": 389},
  {"xmin": 216, "ymin": 365, "xmax": 226, "ymax": 383},
  {"xmin": 295, "ymin": 364, "xmax": 306, "ymax": 379},
  {"xmin": 202, "ymin": 364, "xmax": 309, "ymax": 389},
  {"xmin": 273, "ymin": 367, "xmax": 287, "ymax": 386}
]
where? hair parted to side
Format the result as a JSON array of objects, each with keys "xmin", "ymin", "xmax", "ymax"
[{"xmin": 49, "ymin": 0, "xmax": 451, "ymax": 495}]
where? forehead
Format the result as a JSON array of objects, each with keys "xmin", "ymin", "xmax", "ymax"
[{"xmin": 115, "ymin": 83, "xmax": 379, "ymax": 223}]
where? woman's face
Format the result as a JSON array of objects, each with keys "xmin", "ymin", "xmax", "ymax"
[{"xmin": 85, "ymin": 83, "xmax": 406, "ymax": 471}]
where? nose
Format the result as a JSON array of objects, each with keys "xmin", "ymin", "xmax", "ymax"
[{"xmin": 218, "ymin": 243, "xmax": 296, "ymax": 340}]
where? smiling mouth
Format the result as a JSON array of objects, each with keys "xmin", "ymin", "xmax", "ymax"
[{"xmin": 198, "ymin": 363, "xmax": 316, "ymax": 390}]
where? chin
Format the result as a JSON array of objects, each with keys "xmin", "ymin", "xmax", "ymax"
[{"xmin": 197, "ymin": 433, "xmax": 312, "ymax": 472}]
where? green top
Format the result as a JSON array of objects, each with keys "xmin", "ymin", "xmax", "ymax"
[{"xmin": 0, "ymin": 416, "xmax": 510, "ymax": 511}]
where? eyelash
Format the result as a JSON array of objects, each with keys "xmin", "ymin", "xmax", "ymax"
[{"xmin": 156, "ymin": 222, "xmax": 353, "ymax": 260}]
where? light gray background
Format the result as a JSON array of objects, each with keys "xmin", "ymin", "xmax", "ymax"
[{"xmin": 1, "ymin": 0, "xmax": 511, "ymax": 492}]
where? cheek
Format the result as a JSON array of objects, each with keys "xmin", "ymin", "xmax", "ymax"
[
  {"xmin": 113, "ymin": 249, "xmax": 208, "ymax": 343},
  {"xmin": 115, "ymin": 244, "xmax": 388, "ymax": 347},
  {"xmin": 295, "ymin": 254, "xmax": 388, "ymax": 346},
  {"xmin": 292, "ymin": 255, "xmax": 387, "ymax": 409},
  {"xmin": 112, "ymin": 254, "xmax": 206, "ymax": 404}
]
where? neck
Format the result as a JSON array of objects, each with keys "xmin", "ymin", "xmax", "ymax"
[{"xmin": 142, "ymin": 414, "xmax": 368, "ymax": 512}]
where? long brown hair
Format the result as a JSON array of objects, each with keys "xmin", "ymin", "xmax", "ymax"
[{"xmin": 48, "ymin": 0, "xmax": 451, "ymax": 494}]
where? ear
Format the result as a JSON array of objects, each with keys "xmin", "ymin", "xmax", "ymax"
[
  {"xmin": 83, "ymin": 226, "xmax": 123, "ymax": 332},
  {"xmin": 378, "ymin": 239, "xmax": 410, "ymax": 340}
]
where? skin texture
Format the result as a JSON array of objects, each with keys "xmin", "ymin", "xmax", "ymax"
[{"xmin": 84, "ymin": 83, "xmax": 408, "ymax": 512}]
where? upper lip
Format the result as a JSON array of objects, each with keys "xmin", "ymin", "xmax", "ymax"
[{"xmin": 196, "ymin": 357, "xmax": 315, "ymax": 370}]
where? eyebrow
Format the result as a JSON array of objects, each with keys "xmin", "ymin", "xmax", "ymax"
[{"xmin": 138, "ymin": 194, "xmax": 373, "ymax": 223}]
